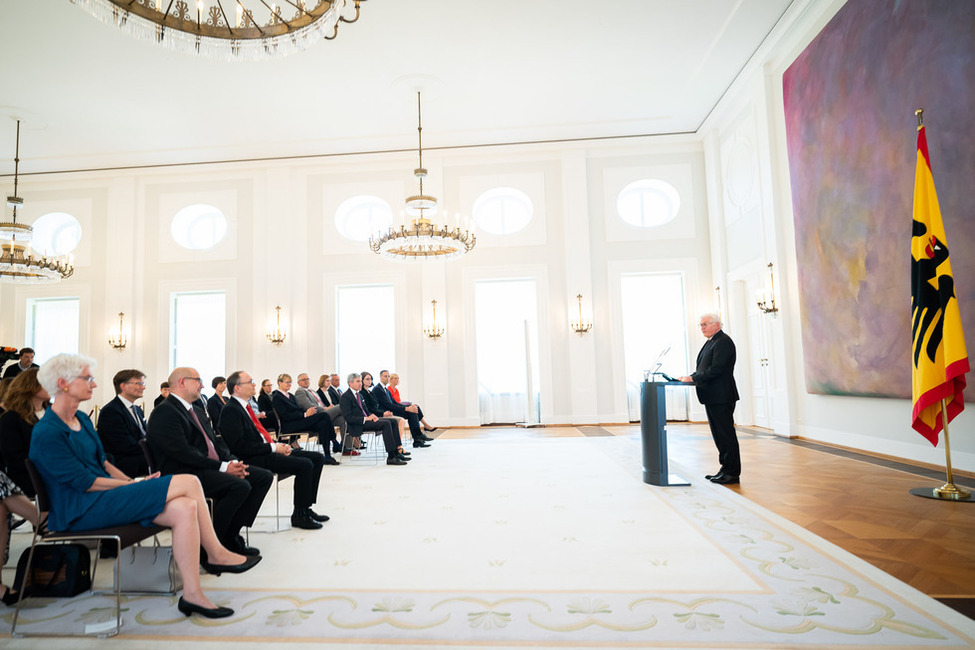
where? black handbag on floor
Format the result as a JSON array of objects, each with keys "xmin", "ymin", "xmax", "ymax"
[{"xmin": 13, "ymin": 543, "xmax": 92, "ymax": 598}]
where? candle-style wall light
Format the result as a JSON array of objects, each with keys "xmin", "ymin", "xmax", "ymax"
[
  {"xmin": 108, "ymin": 312, "xmax": 128, "ymax": 350},
  {"xmin": 424, "ymin": 300, "xmax": 445, "ymax": 340},
  {"xmin": 756, "ymin": 263, "xmax": 779, "ymax": 316},
  {"xmin": 570, "ymin": 294, "xmax": 593, "ymax": 335},
  {"xmin": 266, "ymin": 306, "xmax": 287, "ymax": 345}
]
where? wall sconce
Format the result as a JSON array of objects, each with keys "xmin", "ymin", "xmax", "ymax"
[
  {"xmin": 756, "ymin": 263, "xmax": 779, "ymax": 315},
  {"xmin": 107, "ymin": 312, "xmax": 128, "ymax": 350},
  {"xmin": 266, "ymin": 306, "xmax": 287, "ymax": 345},
  {"xmin": 570, "ymin": 294, "xmax": 593, "ymax": 335},
  {"xmin": 424, "ymin": 300, "xmax": 445, "ymax": 340},
  {"xmin": 715, "ymin": 285, "xmax": 722, "ymax": 318}
]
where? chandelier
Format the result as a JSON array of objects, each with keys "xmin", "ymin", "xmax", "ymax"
[
  {"xmin": 71, "ymin": 0, "xmax": 367, "ymax": 61},
  {"xmin": 0, "ymin": 121, "xmax": 74, "ymax": 285},
  {"xmin": 369, "ymin": 92, "xmax": 476, "ymax": 262}
]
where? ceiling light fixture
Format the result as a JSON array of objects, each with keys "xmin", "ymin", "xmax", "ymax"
[
  {"xmin": 0, "ymin": 120, "xmax": 74, "ymax": 285},
  {"xmin": 369, "ymin": 92, "xmax": 476, "ymax": 262},
  {"xmin": 71, "ymin": 0, "xmax": 367, "ymax": 61}
]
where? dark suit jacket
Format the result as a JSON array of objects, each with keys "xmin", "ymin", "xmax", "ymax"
[
  {"xmin": 272, "ymin": 390, "xmax": 306, "ymax": 426},
  {"xmin": 207, "ymin": 393, "xmax": 228, "ymax": 427},
  {"xmin": 316, "ymin": 388, "xmax": 331, "ymax": 407},
  {"xmin": 691, "ymin": 329, "xmax": 740, "ymax": 405},
  {"xmin": 96, "ymin": 396, "xmax": 149, "ymax": 477},
  {"xmin": 2, "ymin": 362, "xmax": 39, "ymax": 379},
  {"xmin": 327, "ymin": 386, "xmax": 342, "ymax": 406},
  {"xmin": 372, "ymin": 383, "xmax": 409, "ymax": 416},
  {"xmin": 0, "ymin": 410, "xmax": 38, "ymax": 496},
  {"xmin": 153, "ymin": 394, "xmax": 167, "ymax": 408},
  {"xmin": 257, "ymin": 391, "xmax": 278, "ymax": 431},
  {"xmin": 340, "ymin": 389, "xmax": 375, "ymax": 436},
  {"xmin": 146, "ymin": 395, "xmax": 234, "ymax": 476},
  {"xmin": 218, "ymin": 398, "xmax": 275, "ymax": 460}
]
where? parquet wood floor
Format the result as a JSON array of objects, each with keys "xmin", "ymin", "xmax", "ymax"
[{"xmin": 441, "ymin": 423, "xmax": 975, "ymax": 609}]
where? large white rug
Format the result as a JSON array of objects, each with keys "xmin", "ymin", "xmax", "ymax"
[{"xmin": 3, "ymin": 436, "xmax": 974, "ymax": 648}]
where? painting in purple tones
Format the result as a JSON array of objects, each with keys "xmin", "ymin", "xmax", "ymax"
[{"xmin": 783, "ymin": 0, "xmax": 975, "ymax": 398}]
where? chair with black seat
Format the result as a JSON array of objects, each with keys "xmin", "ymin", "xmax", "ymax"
[{"xmin": 11, "ymin": 459, "xmax": 169, "ymax": 638}]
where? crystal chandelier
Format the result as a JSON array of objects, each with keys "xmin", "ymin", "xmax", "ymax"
[
  {"xmin": 369, "ymin": 92, "xmax": 476, "ymax": 262},
  {"xmin": 71, "ymin": 0, "xmax": 367, "ymax": 61},
  {"xmin": 0, "ymin": 121, "xmax": 74, "ymax": 285}
]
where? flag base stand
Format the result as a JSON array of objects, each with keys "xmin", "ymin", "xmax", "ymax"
[{"xmin": 910, "ymin": 483, "xmax": 975, "ymax": 502}]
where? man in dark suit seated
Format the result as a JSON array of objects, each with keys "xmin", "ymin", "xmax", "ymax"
[
  {"xmin": 218, "ymin": 370, "xmax": 327, "ymax": 530},
  {"xmin": 147, "ymin": 366, "xmax": 273, "ymax": 556},
  {"xmin": 96, "ymin": 368, "xmax": 151, "ymax": 477},
  {"xmin": 371, "ymin": 369, "xmax": 430, "ymax": 448},
  {"xmin": 271, "ymin": 374, "xmax": 340, "ymax": 465},
  {"xmin": 340, "ymin": 373, "xmax": 410, "ymax": 466},
  {"xmin": 2, "ymin": 347, "xmax": 38, "ymax": 379}
]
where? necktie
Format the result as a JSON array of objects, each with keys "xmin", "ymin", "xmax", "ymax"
[
  {"xmin": 312, "ymin": 390, "xmax": 325, "ymax": 408},
  {"xmin": 246, "ymin": 403, "xmax": 273, "ymax": 444},
  {"xmin": 188, "ymin": 407, "xmax": 219, "ymax": 460},
  {"xmin": 130, "ymin": 405, "xmax": 146, "ymax": 436},
  {"xmin": 355, "ymin": 390, "xmax": 367, "ymax": 416}
]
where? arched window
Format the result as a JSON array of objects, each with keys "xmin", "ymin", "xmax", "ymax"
[
  {"xmin": 171, "ymin": 204, "xmax": 228, "ymax": 250},
  {"xmin": 30, "ymin": 212, "xmax": 82, "ymax": 255},
  {"xmin": 472, "ymin": 187, "xmax": 533, "ymax": 235},
  {"xmin": 616, "ymin": 179, "xmax": 681, "ymax": 228},
  {"xmin": 335, "ymin": 195, "xmax": 393, "ymax": 242}
]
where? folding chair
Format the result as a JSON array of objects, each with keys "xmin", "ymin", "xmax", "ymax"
[{"xmin": 12, "ymin": 460, "xmax": 168, "ymax": 638}]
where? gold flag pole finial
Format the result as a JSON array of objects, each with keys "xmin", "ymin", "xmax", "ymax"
[{"xmin": 916, "ymin": 108, "xmax": 924, "ymax": 130}]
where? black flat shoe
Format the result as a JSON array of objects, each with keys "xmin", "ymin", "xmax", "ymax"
[
  {"xmin": 177, "ymin": 597, "xmax": 234, "ymax": 618},
  {"xmin": 306, "ymin": 508, "xmax": 330, "ymax": 523},
  {"xmin": 397, "ymin": 453, "xmax": 412, "ymax": 461},
  {"xmin": 323, "ymin": 456, "xmax": 341, "ymax": 465},
  {"xmin": 386, "ymin": 457, "xmax": 408, "ymax": 465},
  {"xmin": 290, "ymin": 514, "xmax": 323, "ymax": 530},
  {"xmin": 710, "ymin": 474, "xmax": 740, "ymax": 485},
  {"xmin": 1, "ymin": 587, "xmax": 20, "ymax": 606},
  {"xmin": 201, "ymin": 554, "xmax": 262, "ymax": 576},
  {"xmin": 413, "ymin": 441, "xmax": 430, "ymax": 448}
]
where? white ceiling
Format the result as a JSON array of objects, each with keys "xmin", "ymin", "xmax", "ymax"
[{"xmin": 0, "ymin": 0, "xmax": 795, "ymax": 176}]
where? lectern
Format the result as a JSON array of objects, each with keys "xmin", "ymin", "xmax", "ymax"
[{"xmin": 640, "ymin": 380, "xmax": 690, "ymax": 486}]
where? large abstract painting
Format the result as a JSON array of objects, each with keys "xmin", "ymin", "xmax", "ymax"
[{"xmin": 783, "ymin": 0, "xmax": 975, "ymax": 398}]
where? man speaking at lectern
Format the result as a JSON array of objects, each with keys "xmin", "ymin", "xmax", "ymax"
[{"xmin": 678, "ymin": 313, "xmax": 740, "ymax": 484}]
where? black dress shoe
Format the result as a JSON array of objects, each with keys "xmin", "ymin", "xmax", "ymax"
[
  {"xmin": 710, "ymin": 474, "xmax": 740, "ymax": 484},
  {"xmin": 201, "ymin": 554, "xmax": 262, "ymax": 576},
  {"xmin": 705, "ymin": 472, "xmax": 721, "ymax": 480},
  {"xmin": 397, "ymin": 453, "xmax": 412, "ymax": 461},
  {"xmin": 291, "ymin": 513, "xmax": 323, "ymax": 530},
  {"xmin": 418, "ymin": 434, "xmax": 434, "ymax": 441},
  {"xmin": 305, "ymin": 508, "xmax": 330, "ymax": 523},
  {"xmin": 413, "ymin": 440, "xmax": 430, "ymax": 448},
  {"xmin": 178, "ymin": 597, "xmax": 235, "ymax": 618},
  {"xmin": 1, "ymin": 586, "xmax": 21, "ymax": 606},
  {"xmin": 386, "ymin": 457, "xmax": 408, "ymax": 465},
  {"xmin": 323, "ymin": 455, "xmax": 341, "ymax": 466},
  {"xmin": 231, "ymin": 535, "xmax": 261, "ymax": 556},
  {"xmin": 398, "ymin": 450, "xmax": 411, "ymax": 456}
]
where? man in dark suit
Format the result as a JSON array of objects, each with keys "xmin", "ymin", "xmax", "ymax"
[
  {"xmin": 146, "ymin": 366, "xmax": 273, "ymax": 556},
  {"xmin": 2, "ymin": 347, "xmax": 38, "ymax": 379},
  {"xmin": 340, "ymin": 373, "xmax": 410, "ymax": 466},
  {"xmin": 218, "ymin": 370, "xmax": 327, "ymax": 530},
  {"xmin": 325, "ymin": 374, "xmax": 343, "ymax": 406},
  {"xmin": 96, "ymin": 368, "xmax": 151, "ymax": 477},
  {"xmin": 271, "ymin": 374, "xmax": 340, "ymax": 464},
  {"xmin": 371, "ymin": 370, "xmax": 430, "ymax": 448},
  {"xmin": 680, "ymin": 313, "xmax": 741, "ymax": 484}
]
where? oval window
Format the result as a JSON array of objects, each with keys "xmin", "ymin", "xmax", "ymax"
[
  {"xmin": 473, "ymin": 187, "xmax": 533, "ymax": 235},
  {"xmin": 335, "ymin": 195, "xmax": 393, "ymax": 242},
  {"xmin": 616, "ymin": 179, "xmax": 680, "ymax": 228},
  {"xmin": 30, "ymin": 212, "xmax": 82, "ymax": 255},
  {"xmin": 171, "ymin": 204, "xmax": 228, "ymax": 250}
]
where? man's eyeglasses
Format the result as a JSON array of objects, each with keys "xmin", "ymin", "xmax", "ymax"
[
  {"xmin": 125, "ymin": 380, "xmax": 146, "ymax": 386},
  {"xmin": 184, "ymin": 377, "xmax": 204, "ymax": 384}
]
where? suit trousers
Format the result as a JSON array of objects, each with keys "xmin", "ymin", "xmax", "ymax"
[
  {"xmin": 197, "ymin": 466, "xmax": 274, "ymax": 543},
  {"xmin": 245, "ymin": 450, "xmax": 323, "ymax": 509},
  {"xmin": 704, "ymin": 402, "xmax": 740, "ymax": 477},
  {"xmin": 361, "ymin": 418, "xmax": 399, "ymax": 458},
  {"xmin": 281, "ymin": 411, "xmax": 340, "ymax": 451}
]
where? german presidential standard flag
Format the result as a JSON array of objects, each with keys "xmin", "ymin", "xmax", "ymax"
[{"xmin": 911, "ymin": 124, "xmax": 970, "ymax": 445}]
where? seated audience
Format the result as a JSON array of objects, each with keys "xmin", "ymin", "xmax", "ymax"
[
  {"xmin": 257, "ymin": 379, "xmax": 278, "ymax": 434},
  {"xmin": 327, "ymin": 374, "xmax": 344, "ymax": 405},
  {"xmin": 294, "ymin": 373, "xmax": 345, "ymax": 450},
  {"xmin": 366, "ymin": 370, "xmax": 429, "ymax": 448},
  {"xmin": 218, "ymin": 371, "xmax": 327, "ymax": 530},
  {"xmin": 340, "ymin": 373, "xmax": 411, "ymax": 466},
  {"xmin": 96, "ymin": 369, "xmax": 150, "ymax": 478},
  {"xmin": 207, "ymin": 376, "xmax": 228, "ymax": 426},
  {"xmin": 147, "ymin": 367, "xmax": 273, "ymax": 558},
  {"xmin": 386, "ymin": 371, "xmax": 437, "ymax": 433},
  {"xmin": 0, "ymin": 369, "xmax": 49, "ymax": 497},
  {"xmin": 271, "ymin": 374, "xmax": 339, "ymax": 465},
  {"xmin": 154, "ymin": 381, "xmax": 170, "ymax": 408},
  {"xmin": 30, "ymin": 354, "xmax": 257, "ymax": 620},
  {"xmin": 0, "ymin": 469, "xmax": 40, "ymax": 605},
  {"xmin": 2, "ymin": 348, "xmax": 38, "ymax": 379}
]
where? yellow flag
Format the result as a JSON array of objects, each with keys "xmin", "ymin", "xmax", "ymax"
[{"xmin": 911, "ymin": 124, "xmax": 969, "ymax": 445}]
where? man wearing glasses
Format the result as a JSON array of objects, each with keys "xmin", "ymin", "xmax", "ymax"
[
  {"xmin": 96, "ymin": 369, "xmax": 151, "ymax": 477},
  {"xmin": 147, "ymin": 367, "xmax": 273, "ymax": 557}
]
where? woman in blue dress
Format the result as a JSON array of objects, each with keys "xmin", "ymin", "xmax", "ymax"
[{"xmin": 30, "ymin": 354, "xmax": 259, "ymax": 619}]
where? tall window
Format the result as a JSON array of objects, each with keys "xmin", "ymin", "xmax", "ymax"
[
  {"xmin": 26, "ymin": 297, "xmax": 80, "ymax": 363},
  {"xmin": 170, "ymin": 291, "xmax": 226, "ymax": 389},
  {"xmin": 474, "ymin": 279, "xmax": 539, "ymax": 424},
  {"xmin": 336, "ymin": 285, "xmax": 395, "ymax": 382},
  {"xmin": 620, "ymin": 273, "xmax": 689, "ymax": 420}
]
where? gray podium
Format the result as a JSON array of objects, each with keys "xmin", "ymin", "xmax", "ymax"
[{"xmin": 640, "ymin": 380, "xmax": 690, "ymax": 486}]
